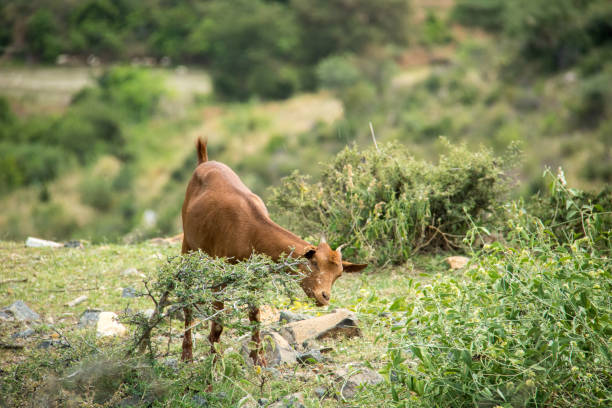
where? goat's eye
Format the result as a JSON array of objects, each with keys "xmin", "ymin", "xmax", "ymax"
[{"xmin": 311, "ymin": 260, "xmax": 318, "ymax": 268}]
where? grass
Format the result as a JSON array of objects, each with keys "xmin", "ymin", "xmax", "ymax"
[{"xmin": 0, "ymin": 240, "xmax": 445, "ymax": 407}]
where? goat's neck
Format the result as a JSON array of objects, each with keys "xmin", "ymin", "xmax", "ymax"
[{"xmin": 254, "ymin": 219, "xmax": 310, "ymax": 260}]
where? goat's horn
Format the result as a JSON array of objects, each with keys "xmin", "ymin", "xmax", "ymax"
[
  {"xmin": 336, "ymin": 244, "xmax": 346, "ymax": 254},
  {"xmin": 320, "ymin": 235, "xmax": 326, "ymax": 244}
]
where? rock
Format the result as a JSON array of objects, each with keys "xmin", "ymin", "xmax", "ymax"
[
  {"xmin": 279, "ymin": 309, "xmax": 361, "ymax": 346},
  {"xmin": 162, "ymin": 357, "xmax": 179, "ymax": 371},
  {"xmin": 279, "ymin": 310, "xmax": 310, "ymax": 324},
  {"xmin": 313, "ymin": 387, "xmax": 327, "ymax": 399},
  {"xmin": 78, "ymin": 309, "xmax": 102, "ymax": 328},
  {"xmin": 257, "ymin": 305, "xmax": 280, "ymax": 325},
  {"xmin": 191, "ymin": 394, "xmax": 209, "ymax": 407},
  {"xmin": 1, "ymin": 300, "xmax": 40, "ymax": 321},
  {"xmin": 122, "ymin": 287, "xmax": 137, "ymax": 298},
  {"xmin": 445, "ymin": 256, "xmax": 470, "ymax": 270},
  {"xmin": 63, "ymin": 240, "xmax": 83, "ymax": 248},
  {"xmin": 334, "ymin": 366, "xmax": 384, "ymax": 399},
  {"xmin": 96, "ymin": 312, "xmax": 127, "ymax": 337},
  {"xmin": 65, "ymin": 295, "xmax": 88, "ymax": 307},
  {"xmin": 257, "ymin": 398, "xmax": 269, "ymax": 406},
  {"xmin": 12, "ymin": 328, "xmax": 35, "ymax": 339},
  {"xmin": 269, "ymin": 392, "xmax": 305, "ymax": 408},
  {"xmin": 25, "ymin": 237, "xmax": 63, "ymax": 248},
  {"xmin": 296, "ymin": 349, "xmax": 325, "ymax": 365},
  {"xmin": 241, "ymin": 331, "xmax": 298, "ymax": 367},
  {"xmin": 38, "ymin": 339, "xmax": 69, "ymax": 349},
  {"xmin": 121, "ymin": 267, "xmax": 146, "ymax": 278},
  {"xmin": 142, "ymin": 308, "xmax": 155, "ymax": 319}
]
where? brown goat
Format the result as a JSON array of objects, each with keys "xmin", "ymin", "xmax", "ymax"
[{"xmin": 180, "ymin": 138, "xmax": 367, "ymax": 363}]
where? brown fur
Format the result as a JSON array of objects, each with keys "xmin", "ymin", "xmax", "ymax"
[{"xmin": 180, "ymin": 138, "xmax": 367, "ymax": 361}]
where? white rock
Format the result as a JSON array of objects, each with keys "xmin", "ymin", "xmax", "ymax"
[
  {"xmin": 26, "ymin": 237, "xmax": 63, "ymax": 248},
  {"xmin": 96, "ymin": 312, "xmax": 127, "ymax": 337},
  {"xmin": 445, "ymin": 256, "xmax": 470, "ymax": 270}
]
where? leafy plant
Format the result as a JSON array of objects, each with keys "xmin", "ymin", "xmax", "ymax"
[
  {"xmin": 385, "ymin": 205, "xmax": 612, "ymax": 407},
  {"xmin": 269, "ymin": 141, "xmax": 513, "ymax": 265}
]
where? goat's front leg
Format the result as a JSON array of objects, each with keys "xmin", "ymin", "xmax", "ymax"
[
  {"xmin": 248, "ymin": 306, "xmax": 267, "ymax": 367},
  {"xmin": 208, "ymin": 301, "xmax": 224, "ymax": 356}
]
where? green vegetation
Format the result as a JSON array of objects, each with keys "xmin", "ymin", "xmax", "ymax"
[
  {"xmin": 269, "ymin": 142, "xmax": 513, "ymax": 266},
  {"xmin": 1, "ymin": 2, "xmax": 612, "ymax": 405}
]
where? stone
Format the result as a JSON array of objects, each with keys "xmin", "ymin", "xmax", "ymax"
[
  {"xmin": 38, "ymin": 339, "xmax": 70, "ymax": 349},
  {"xmin": 122, "ymin": 287, "xmax": 137, "ymax": 298},
  {"xmin": 162, "ymin": 357, "xmax": 179, "ymax": 371},
  {"xmin": 313, "ymin": 387, "xmax": 327, "ymax": 399},
  {"xmin": 142, "ymin": 308, "xmax": 155, "ymax": 319},
  {"xmin": 257, "ymin": 305, "xmax": 280, "ymax": 325},
  {"xmin": 1, "ymin": 300, "xmax": 40, "ymax": 321},
  {"xmin": 279, "ymin": 309, "xmax": 361, "ymax": 346},
  {"xmin": 191, "ymin": 394, "xmax": 209, "ymax": 407},
  {"xmin": 12, "ymin": 328, "xmax": 35, "ymax": 339},
  {"xmin": 96, "ymin": 312, "xmax": 127, "ymax": 337},
  {"xmin": 279, "ymin": 310, "xmax": 310, "ymax": 324},
  {"xmin": 65, "ymin": 295, "xmax": 88, "ymax": 307},
  {"xmin": 25, "ymin": 237, "xmax": 63, "ymax": 248},
  {"xmin": 78, "ymin": 309, "xmax": 102, "ymax": 328},
  {"xmin": 63, "ymin": 240, "xmax": 83, "ymax": 248},
  {"xmin": 296, "ymin": 349, "xmax": 325, "ymax": 365},
  {"xmin": 334, "ymin": 366, "xmax": 384, "ymax": 399},
  {"xmin": 167, "ymin": 304, "xmax": 185, "ymax": 320},
  {"xmin": 241, "ymin": 331, "xmax": 298, "ymax": 367},
  {"xmin": 269, "ymin": 392, "xmax": 305, "ymax": 408},
  {"xmin": 445, "ymin": 256, "xmax": 470, "ymax": 270},
  {"xmin": 121, "ymin": 267, "xmax": 146, "ymax": 278},
  {"xmin": 257, "ymin": 398, "xmax": 269, "ymax": 406}
]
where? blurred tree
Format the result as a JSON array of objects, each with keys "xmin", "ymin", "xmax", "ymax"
[
  {"xmin": 291, "ymin": 0, "xmax": 411, "ymax": 64},
  {"xmin": 197, "ymin": 0, "xmax": 300, "ymax": 100}
]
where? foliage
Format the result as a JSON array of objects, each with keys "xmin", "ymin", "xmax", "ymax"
[
  {"xmin": 269, "ymin": 141, "xmax": 512, "ymax": 266},
  {"xmin": 451, "ymin": 0, "xmax": 506, "ymax": 32},
  {"xmin": 196, "ymin": 0, "xmax": 300, "ymax": 100},
  {"xmin": 129, "ymin": 251, "xmax": 305, "ymax": 355},
  {"xmin": 528, "ymin": 168, "xmax": 612, "ymax": 250},
  {"xmin": 291, "ymin": 0, "xmax": 411, "ymax": 65},
  {"xmin": 25, "ymin": 8, "xmax": 63, "ymax": 62},
  {"xmin": 385, "ymin": 206, "xmax": 612, "ymax": 407}
]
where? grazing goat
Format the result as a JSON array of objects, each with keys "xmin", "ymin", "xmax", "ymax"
[{"xmin": 180, "ymin": 138, "xmax": 367, "ymax": 363}]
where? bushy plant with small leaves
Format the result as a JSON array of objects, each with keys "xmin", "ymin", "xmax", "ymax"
[
  {"xmin": 384, "ymin": 203, "xmax": 612, "ymax": 407},
  {"xmin": 268, "ymin": 141, "xmax": 513, "ymax": 266},
  {"xmin": 129, "ymin": 251, "xmax": 305, "ymax": 356}
]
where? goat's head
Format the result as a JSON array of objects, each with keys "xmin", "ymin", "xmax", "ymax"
[{"xmin": 299, "ymin": 238, "xmax": 367, "ymax": 306}]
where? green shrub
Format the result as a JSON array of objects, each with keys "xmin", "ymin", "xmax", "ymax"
[
  {"xmin": 96, "ymin": 66, "xmax": 166, "ymax": 120},
  {"xmin": 31, "ymin": 202, "xmax": 78, "ymax": 240},
  {"xmin": 0, "ymin": 142, "xmax": 67, "ymax": 192},
  {"xmin": 80, "ymin": 176, "xmax": 114, "ymax": 212},
  {"xmin": 316, "ymin": 55, "xmax": 362, "ymax": 91},
  {"xmin": 199, "ymin": 0, "xmax": 300, "ymax": 100},
  {"xmin": 26, "ymin": 9, "xmax": 63, "ymax": 62},
  {"xmin": 421, "ymin": 11, "xmax": 453, "ymax": 46},
  {"xmin": 385, "ymin": 206, "xmax": 612, "ymax": 407},
  {"xmin": 268, "ymin": 141, "xmax": 512, "ymax": 265},
  {"xmin": 569, "ymin": 70, "xmax": 612, "ymax": 129},
  {"xmin": 528, "ymin": 168, "xmax": 612, "ymax": 250},
  {"xmin": 451, "ymin": 0, "xmax": 507, "ymax": 32}
]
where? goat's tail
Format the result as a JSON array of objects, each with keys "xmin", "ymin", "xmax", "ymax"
[{"xmin": 196, "ymin": 137, "xmax": 208, "ymax": 164}]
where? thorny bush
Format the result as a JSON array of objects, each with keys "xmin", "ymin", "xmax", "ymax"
[{"xmin": 128, "ymin": 251, "xmax": 305, "ymax": 356}]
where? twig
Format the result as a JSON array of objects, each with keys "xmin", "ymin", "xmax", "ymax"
[
  {"xmin": 369, "ymin": 121, "xmax": 379, "ymax": 151},
  {"xmin": 48, "ymin": 287, "xmax": 98, "ymax": 293},
  {"xmin": 0, "ymin": 278, "xmax": 27, "ymax": 285},
  {"xmin": 428, "ymin": 224, "xmax": 459, "ymax": 250}
]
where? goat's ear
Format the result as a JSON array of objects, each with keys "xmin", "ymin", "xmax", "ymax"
[
  {"xmin": 303, "ymin": 245, "xmax": 316, "ymax": 260},
  {"xmin": 342, "ymin": 261, "xmax": 368, "ymax": 273}
]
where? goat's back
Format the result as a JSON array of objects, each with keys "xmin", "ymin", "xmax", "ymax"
[{"xmin": 181, "ymin": 161, "xmax": 269, "ymax": 259}]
